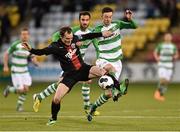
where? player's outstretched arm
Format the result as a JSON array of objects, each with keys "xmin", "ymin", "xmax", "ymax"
[
  {"xmin": 22, "ymin": 42, "xmax": 54, "ymax": 56},
  {"xmin": 78, "ymin": 30, "xmax": 113, "ymax": 41}
]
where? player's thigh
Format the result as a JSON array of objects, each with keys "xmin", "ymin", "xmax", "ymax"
[
  {"xmin": 166, "ymin": 69, "xmax": 173, "ymax": 81},
  {"xmin": 60, "ymin": 73, "xmax": 78, "ymax": 90},
  {"xmin": 22, "ymin": 72, "xmax": 32, "ymax": 87},
  {"xmin": 111, "ymin": 61, "xmax": 122, "ymax": 80},
  {"xmin": 11, "ymin": 73, "xmax": 24, "ymax": 89},
  {"xmin": 96, "ymin": 59, "xmax": 122, "ymax": 79},
  {"xmin": 158, "ymin": 67, "xmax": 166, "ymax": 78},
  {"xmin": 96, "ymin": 59, "xmax": 109, "ymax": 69},
  {"xmin": 88, "ymin": 66, "xmax": 106, "ymax": 78},
  {"xmin": 54, "ymin": 83, "xmax": 69, "ymax": 103}
]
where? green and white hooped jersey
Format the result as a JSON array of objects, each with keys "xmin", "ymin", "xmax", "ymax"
[
  {"xmin": 52, "ymin": 26, "xmax": 94, "ymax": 58},
  {"xmin": 72, "ymin": 26, "xmax": 92, "ymax": 58},
  {"xmin": 93, "ymin": 20, "xmax": 137, "ymax": 62},
  {"xmin": 155, "ymin": 43, "xmax": 177, "ymax": 69},
  {"xmin": 8, "ymin": 40, "xmax": 30, "ymax": 73}
]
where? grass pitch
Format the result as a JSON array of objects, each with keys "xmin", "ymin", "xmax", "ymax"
[{"xmin": 0, "ymin": 82, "xmax": 180, "ymax": 131}]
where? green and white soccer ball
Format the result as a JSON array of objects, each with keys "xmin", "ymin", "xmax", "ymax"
[{"xmin": 98, "ymin": 75, "xmax": 114, "ymax": 90}]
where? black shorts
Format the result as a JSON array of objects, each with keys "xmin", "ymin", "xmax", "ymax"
[{"xmin": 60, "ymin": 64, "xmax": 92, "ymax": 90}]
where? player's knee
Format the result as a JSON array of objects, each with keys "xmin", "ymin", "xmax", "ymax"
[
  {"xmin": 86, "ymin": 80, "xmax": 92, "ymax": 84},
  {"xmin": 104, "ymin": 64, "xmax": 116, "ymax": 73},
  {"xmin": 105, "ymin": 91, "xmax": 112, "ymax": 98},
  {"xmin": 23, "ymin": 86, "xmax": 29, "ymax": 92},
  {"xmin": 160, "ymin": 78, "xmax": 168, "ymax": 84},
  {"xmin": 53, "ymin": 97, "xmax": 60, "ymax": 104}
]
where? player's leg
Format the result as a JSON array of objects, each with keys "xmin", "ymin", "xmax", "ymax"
[
  {"xmin": 33, "ymin": 71, "xmax": 64, "ymax": 101},
  {"xmin": 154, "ymin": 68, "xmax": 172, "ymax": 101},
  {"xmin": 154, "ymin": 68, "xmax": 166, "ymax": 101},
  {"xmin": 33, "ymin": 77, "xmax": 62, "ymax": 112},
  {"xmin": 104, "ymin": 61, "xmax": 128, "ymax": 95},
  {"xmin": 47, "ymin": 74, "xmax": 77, "ymax": 126},
  {"xmin": 33, "ymin": 82, "xmax": 58, "ymax": 112},
  {"xmin": 81, "ymin": 81, "xmax": 91, "ymax": 110},
  {"xmin": 86, "ymin": 65, "xmax": 113, "ymax": 121},
  {"xmin": 47, "ymin": 83, "xmax": 69, "ymax": 125},
  {"xmin": 3, "ymin": 73, "xmax": 20, "ymax": 97},
  {"xmin": 81, "ymin": 80, "xmax": 100, "ymax": 116},
  {"xmin": 87, "ymin": 61, "xmax": 128, "ymax": 121},
  {"xmin": 95, "ymin": 59, "xmax": 128, "ymax": 96},
  {"xmin": 16, "ymin": 91, "xmax": 27, "ymax": 112},
  {"xmin": 16, "ymin": 73, "xmax": 32, "ymax": 111}
]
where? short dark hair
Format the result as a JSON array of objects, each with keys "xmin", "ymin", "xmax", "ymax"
[
  {"xmin": 21, "ymin": 27, "xmax": 29, "ymax": 32},
  {"xmin": 79, "ymin": 11, "xmax": 91, "ymax": 20},
  {"xmin": 60, "ymin": 26, "xmax": 72, "ymax": 37},
  {"xmin": 102, "ymin": 7, "xmax": 114, "ymax": 14}
]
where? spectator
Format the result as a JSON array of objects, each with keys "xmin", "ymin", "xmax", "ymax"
[{"xmin": 0, "ymin": 5, "xmax": 10, "ymax": 47}]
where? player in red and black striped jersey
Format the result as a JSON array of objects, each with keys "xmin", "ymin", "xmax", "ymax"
[
  {"xmin": 23, "ymin": 26, "xmax": 116, "ymax": 125},
  {"xmin": 29, "ymin": 32, "xmax": 100, "ymax": 72}
]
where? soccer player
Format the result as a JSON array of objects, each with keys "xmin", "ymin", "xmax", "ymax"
[
  {"xmin": 32, "ymin": 11, "xmax": 99, "ymax": 115},
  {"xmin": 86, "ymin": 7, "xmax": 137, "ymax": 121},
  {"xmin": 154, "ymin": 33, "xmax": 179, "ymax": 101},
  {"xmin": 3, "ymin": 28, "xmax": 38, "ymax": 111},
  {"xmin": 22, "ymin": 26, "xmax": 124, "ymax": 125}
]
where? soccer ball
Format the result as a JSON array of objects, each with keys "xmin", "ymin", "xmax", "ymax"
[{"xmin": 98, "ymin": 75, "xmax": 114, "ymax": 89}]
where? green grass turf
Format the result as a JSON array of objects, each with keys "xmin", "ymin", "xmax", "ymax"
[{"xmin": 0, "ymin": 82, "xmax": 180, "ymax": 131}]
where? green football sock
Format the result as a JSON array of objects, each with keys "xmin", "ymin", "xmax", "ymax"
[
  {"xmin": 38, "ymin": 83, "xmax": 58, "ymax": 100},
  {"xmin": 81, "ymin": 83, "xmax": 90, "ymax": 110}
]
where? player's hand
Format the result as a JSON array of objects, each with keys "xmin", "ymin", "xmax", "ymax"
[
  {"xmin": 3, "ymin": 66, "xmax": 9, "ymax": 73},
  {"xmin": 124, "ymin": 9, "xmax": 133, "ymax": 21},
  {"xmin": 22, "ymin": 42, "xmax": 32, "ymax": 51},
  {"xmin": 31, "ymin": 56, "xmax": 40, "ymax": 67},
  {"xmin": 76, "ymin": 41, "xmax": 83, "ymax": 47},
  {"xmin": 102, "ymin": 30, "xmax": 113, "ymax": 38}
]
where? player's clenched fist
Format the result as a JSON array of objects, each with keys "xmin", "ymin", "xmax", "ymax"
[{"xmin": 22, "ymin": 42, "xmax": 32, "ymax": 51}]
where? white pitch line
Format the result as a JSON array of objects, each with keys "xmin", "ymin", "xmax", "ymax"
[{"xmin": 1, "ymin": 115, "xmax": 180, "ymax": 119}]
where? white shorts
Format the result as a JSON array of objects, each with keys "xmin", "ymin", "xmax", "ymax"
[
  {"xmin": 158, "ymin": 67, "xmax": 173, "ymax": 81},
  {"xmin": 96, "ymin": 59, "xmax": 122, "ymax": 80},
  {"xmin": 11, "ymin": 72, "xmax": 32, "ymax": 89}
]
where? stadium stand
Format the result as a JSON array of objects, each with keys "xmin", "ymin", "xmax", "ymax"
[{"xmin": 0, "ymin": 0, "xmax": 180, "ymax": 62}]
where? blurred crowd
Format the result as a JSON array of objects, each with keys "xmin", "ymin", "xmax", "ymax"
[{"xmin": 0, "ymin": 0, "xmax": 179, "ymax": 48}]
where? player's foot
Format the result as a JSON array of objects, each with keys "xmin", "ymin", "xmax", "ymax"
[
  {"xmin": 84, "ymin": 105, "xmax": 100, "ymax": 116},
  {"xmin": 154, "ymin": 90, "xmax": 165, "ymax": 101},
  {"xmin": 119, "ymin": 78, "xmax": 129, "ymax": 95},
  {"xmin": 16, "ymin": 104, "xmax": 24, "ymax": 112},
  {"xmin": 46, "ymin": 118, "xmax": 56, "ymax": 126},
  {"xmin": 3, "ymin": 85, "xmax": 10, "ymax": 97},
  {"xmin": 86, "ymin": 105, "xmax": 96, "ymax": 122},
  {"xmin": 93, "ymin": 110, "xmax": 100, "ymax": 116},
  {"xmin": 112, "ymin": 87, "xmax": 121, "ymax": 102},
  {"xmin": 33, "ymin": 94, "xmax": 41, "ymax": 112}
]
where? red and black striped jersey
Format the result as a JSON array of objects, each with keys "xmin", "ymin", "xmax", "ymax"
[{"xmin": 30, "ymin": 33, "xmax": 102, "ymax": 72}]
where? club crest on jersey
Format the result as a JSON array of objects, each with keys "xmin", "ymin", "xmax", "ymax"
[
  {"xmin": 71, "ymin": 43, "xmax": 76, "ymax": 49},
  {"xmin": 65, "ymin": 48, "xmax": 77, "ymax": 59}
]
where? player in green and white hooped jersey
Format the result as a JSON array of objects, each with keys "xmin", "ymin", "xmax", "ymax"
[
  {"xmin": 87, "ymin": 7, "xmax": 137, "ymax": 121},
  {"xmin": 154, "ymin": 33, "xmax": 179, "ymax": 101},
  {"xmin": 3, "ymin": 28, "xmax": 38, "ymax": 111},
  {"xmin": 32, "ymin": 12, "xmax": 99, "ymax": 115}
]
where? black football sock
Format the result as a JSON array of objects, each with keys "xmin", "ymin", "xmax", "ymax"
[{"xmin": 51, "ymin": 101, "xmax": 60, "ymax": 120}]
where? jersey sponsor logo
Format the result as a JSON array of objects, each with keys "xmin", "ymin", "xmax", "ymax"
[{"xmin": 65, "ymin": 48, "xmax": 77, "ymax": 59}]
